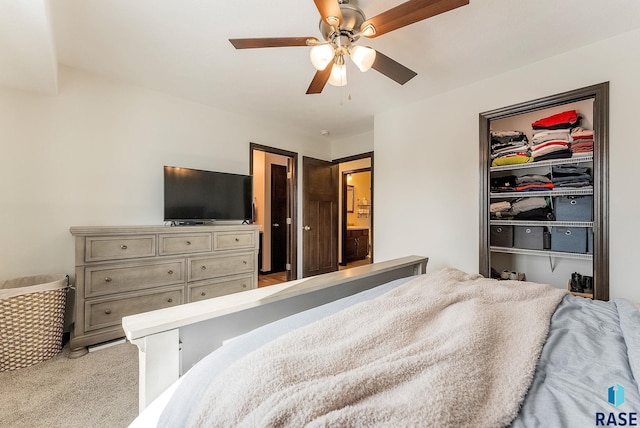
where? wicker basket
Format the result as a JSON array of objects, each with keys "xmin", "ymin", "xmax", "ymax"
[{"xmin": 0, "ymin": 274, "xmax": 69, "ymax": 371}]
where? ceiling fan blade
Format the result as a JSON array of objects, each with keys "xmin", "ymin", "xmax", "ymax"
[
  {"xmin": 313, "ymin": 0, "xmax": 343, "ymax": 27},
  {"xmin": 360, "ymin": 0, "xmax": 469, "ymax": 38},
  {"xmin": 229, "ymin": 37, "xmax": 319, "ymax": 49},
  {"xmin": 371, "ymin": 51, "xmax": 417, "ymax": 85},
  {"xmin": 306, "ymin": 63, "xmax": 334, "ymax": 94}
]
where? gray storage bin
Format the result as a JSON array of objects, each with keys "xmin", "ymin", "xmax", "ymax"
[
  {"xmin": 514, "ymin": 226, "xmax": 545, "ymax": 250},
  {"xmin": 551, "ymin": 227, "xmax": 587, "ymax": 253},
  {"xmin": 554, "ymin": 195, "xmax": 593, "ymax": 221},
  {"xmin": 490, "ymin": 225, "xmax": 513, "ymax": 247},
  {"xmin": 587, "ymin": 227, "xmax": 593, "ymax": 254}
]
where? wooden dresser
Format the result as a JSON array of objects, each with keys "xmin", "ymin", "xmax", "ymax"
[{"xmin": 69, "ymin": 224, "xmax": 259, "ymax": 356}]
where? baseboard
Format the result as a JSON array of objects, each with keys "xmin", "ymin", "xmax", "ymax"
[{"xmin": 88, "ymin": 337, "xmax": 127, "ymax": 352}]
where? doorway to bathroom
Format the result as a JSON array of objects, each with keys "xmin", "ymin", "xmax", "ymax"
[{"xmin": 337, "ymin": 153, "xmax": 373, "ymax": 269}]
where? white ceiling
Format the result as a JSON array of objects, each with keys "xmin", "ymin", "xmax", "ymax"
[{"xmin": 2, "ymin": 0, "xmax": 640, "ymax": 139}]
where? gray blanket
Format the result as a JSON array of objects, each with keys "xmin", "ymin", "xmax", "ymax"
[
  {"xmin": 512, "ymin": 296, "xmax": 640, "ymax": 426},
  {"xmin": 181, "ymin": 268, "xmax": 567, "ymax": 427}
]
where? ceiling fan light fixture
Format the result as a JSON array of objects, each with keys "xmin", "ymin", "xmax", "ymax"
[
  {"xmin": 309, "ymin": 44, "xmax": 335, "ymax": 70},
  {"xmin": 328, "ymin": 56, "xmax": 347, "ymax": 87},
  {"xmin": 361, "ymin": 23, "xmax": 376, "ymax": 37},
  {"xmin": 350, "ymin": 45, "xmax": 376, "ymax": 72},
  {"xmin": 326, "ymin": 15, "xmax": 340, "ymax": 26}
]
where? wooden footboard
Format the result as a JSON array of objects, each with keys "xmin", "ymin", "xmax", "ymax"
[{"xmin": 122, "ymin": 255, "xmax": 428, "ymax": 412}]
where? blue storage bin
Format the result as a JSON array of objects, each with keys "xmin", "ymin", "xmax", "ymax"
[
  {"xmin": 554, "ymin": 196, "xmax": 593, "ymax": 221},
  {"xmin": 551, "ymin": 227, "xmax": 587, "ymax": 253}
]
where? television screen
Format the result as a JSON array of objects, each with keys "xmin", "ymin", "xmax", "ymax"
[{"xmin": 164, "ymin": 166, "xmax": 252, "ymax": 223}]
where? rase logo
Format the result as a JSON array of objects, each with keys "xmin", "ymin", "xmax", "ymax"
[
  {"xmin": 609, "ymin": 384, "xmax": 626, "ymax": 408},
  {"xmin": 596, "ymin": 384, "xmax": 638, "ymax": 426}
]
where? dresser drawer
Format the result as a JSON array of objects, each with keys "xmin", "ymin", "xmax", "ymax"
[
  {"xmin": 189, "ymin": 252, "xmax": 255, "ymax": 282},
  {"xmin": 85, "ymin": 235, "xmax": 156, "ymax": 262},
  {"xmin": 189, "ymin": 274, "xmax": 254, "ymax": 302},
  {"xmin": 85, "ymin": 260, "xmax": 185, "ymax": 297},
  {"xmin": 213, "ymin": 230, "xmax": 256, "ymax": 251},
  {"xmin": 85, "ymin": 286, "xmax": 183, "ymax": 331},
  {"xmin": 159, "ymin": 233, "xmax": 212, "ymax": 255}
]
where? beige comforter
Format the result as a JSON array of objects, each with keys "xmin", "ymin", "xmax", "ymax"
[{"xmin": 191, "ymin": 268, "xmax": 567, "ymax": 427}]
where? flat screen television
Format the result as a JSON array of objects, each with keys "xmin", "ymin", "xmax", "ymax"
[{"xmin": 164, "ymin": 166, "xmax": 253, "ymax": 224}]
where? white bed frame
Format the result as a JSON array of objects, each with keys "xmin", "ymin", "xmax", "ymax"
[{"xmin": 122, "ymin": 255, "xmax": 428, "ymax": 412}]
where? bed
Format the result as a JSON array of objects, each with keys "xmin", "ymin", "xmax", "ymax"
[{"xmin": 123, "ymin": 256, "xmax": 640, "ymax": 427}]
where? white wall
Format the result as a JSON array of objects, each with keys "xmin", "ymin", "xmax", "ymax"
[
  {"xmin": 0, "ymin": 66, "xmax": 331, "ymax": 282},
  {"xmin": 374, "ymin": 28, "xmax": 640, "ymax": 303},
  {"xmin": 331, "ymin": 130, "xmax": 373, "ymax": 160}
]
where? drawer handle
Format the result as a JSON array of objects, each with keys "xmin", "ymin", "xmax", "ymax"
[
  {"xmin": 201, "ymin": 266, "xmax": 207, "ymax": 270},
  {"xmin": 565, "ymin": 230, "xmax": 572, "ymax": 236},
  {"xmin": 243, "ymin": 260, "xmax": 247, "ymax": 264},
  {"xmin": 168, "ymin": 270, "xmax": 174, "ymax": 275},
  {"xmin": 242, "ymin": 284, "xmax": 247, "ymax": 288},
  {"xmin": 200, "ymin": 292, "xmax": 206, "ymax": 296},
  {"xmin": 186, "ymin": 241, "xmax": 191, "ymax": 245},
  {"xmin": 121, "ymin": 245, "xmax": 128, "ymax": 250},
  {"xmin": 104, "ymin": 309, "xmax": 112, "ymax": 315},
  {"xmin": 104, "ymin": 277, "xmax": 112, "ymax": 282},
  {"xmin": 167, "ymin": 298, "xmax": 173, "ymax": 303},
  {"xmin": 571, "ymin": 200, "xmax": 577, "ymax": 205},
  {"xmin": 235, "ymin": 238, "xmax": 240, "ymax": 242}
]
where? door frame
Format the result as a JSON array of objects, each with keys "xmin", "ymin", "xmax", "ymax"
[
  {"xmin": 250, "ymin": 143, "xmax": 298, "ymax": 281},
  {"xmin": 333, "ymin": 152, "xmax": 374, "ymax": 266}
]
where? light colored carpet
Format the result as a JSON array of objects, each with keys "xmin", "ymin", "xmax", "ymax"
[{"xmin": 0, "ymin": 340, "xmax": 138, "ymax": 428}]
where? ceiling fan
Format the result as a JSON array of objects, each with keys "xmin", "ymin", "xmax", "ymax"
[{"xmin": 229, "ymin": 0, "xmax": 469, "ymax": 94}]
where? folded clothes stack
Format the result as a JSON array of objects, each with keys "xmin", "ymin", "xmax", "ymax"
[
  {"xmin": 569, "ymin": 127, "xmax": 594, "ymax": 156},
  {"xmin": 531, "ymin": 129, "xmax": 572, "ymax": 144},
  {"xmin": 529, "ymin": 110, "xmax": 579, "ymax": 162},
  {"xmin": 530, "ymin": 140, "xmax": 571, "ymax": 161},
  {"xmin": 490, "ymin": 175, "xmax": 518, "ymax": 192},
  {"xmin": 490, "ymin": 130, "xmax": 532, "ymax": 166},
  {"xmin": 490, "ymin": 196, "xmax": 554, "ymax": 220},
  {"xmin": 515, "ymin": 174, "xmax": 553, "ymax": 191},
  {"xmin": 489, "ymin": 110, "xmax": 595, "ymax": 166},
  {"xmin": 532, "ymin": 109, "xmax": 580, "ymax": 130},
  {"xmin": 490, "ymin": 201, "xmax": 512, "ymax": 219},
  {"xmin": 511, "ymin": 197, "xmax": 554, "ymax": 220},
  {"xmin": 551, "ymin": 165, "xmax": 592, "ymax": 189}
]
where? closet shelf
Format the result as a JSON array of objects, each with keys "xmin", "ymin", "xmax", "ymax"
[
  {"xmin": 490, "ymin": 188, "xmax": 593, "ymax": 199},
  {"xmin": 490, "ymin": 155, "xmax": 593, "ymax": 172},
  {"xmin": 490, "ymin": 220, "xmax": 594, "ymax": 227},
  {"xmin": 490, "ymin": 246, "xmax": 593, "ymax": 260}
]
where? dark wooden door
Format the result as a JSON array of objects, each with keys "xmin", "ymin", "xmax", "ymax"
[
  {"xmin": 270, "ymin": 164, "xmax": 287, "ymax": 273},
  {"xmin": 303, "ymin": 156, "xmax": 338, "ymax": 277}
]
